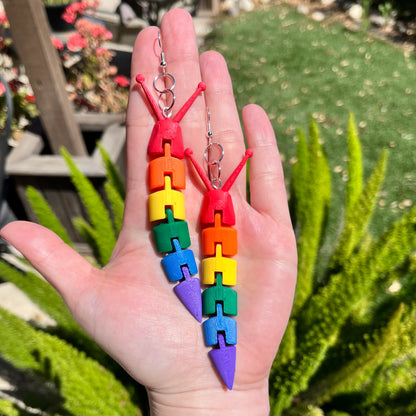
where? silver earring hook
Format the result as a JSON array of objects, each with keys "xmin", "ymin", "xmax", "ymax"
[
  {"xmin": 207, "ymin": 108, "xmax": 213, "ymax": 145},
  {"xmin": 157, "ymin": 31, "xmax": 167, "ymax": 74},
  {"xmin": 154, "ymin": 31, "xmax": 176, "ymax": 117}
]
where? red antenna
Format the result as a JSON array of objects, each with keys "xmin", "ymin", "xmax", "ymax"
[
  {"xmin": 135, "ymin": 74, "xmax": 164, "ymax": 121},
  {"xmin": 136, "ymin": 75, "xmax": 205, "ymax": 122},
  {"xmin": 223, "ymin": 149, "xmax": 253, "ymax": 192},
  {"xmin": 185, "ymin": 148, "xmax": 253, "ymax": 192},
  {"xmin": 173, "ymin": 82, "xmax": 206, "ymax": 122},
  {"xmin": 184, "ymin": 148, "xmax": 213, "ymax": 190}
]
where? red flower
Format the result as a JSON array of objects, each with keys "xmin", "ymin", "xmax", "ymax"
[
  {"xmin": 75, "ymin": 18, "xmax": 112, "ymax": 41},
  {"xmin": 0, "ymin": 11, "xmax": 8, "ymax": 25},
  {"xmin": 95, "ymin": 47, "xmax": 107, "ymax": 55},
  {"xmin": 0, "ymin": 83, "xmax": 5, "ymax": 96},
  {"xmin": 51, "ymin": 36, "xmax": 64, "ymax": 51},
  {"xmin": 67, "ymin": 33, "xmax": 88, "ymax": 51},
  {"xmin": 62, "ymin": 1, "xmax": 88, "ymax": 24},
  {"xmin": 114, "ymin": 75, "xmax": 130, "ymax": 88},
  {"xmin": 91, "ymin": 25, "xmax": 112, "ymax": 41},
  {"xmin": 23, "ymin": 94, "xmax": 36, "ymax": 104}
]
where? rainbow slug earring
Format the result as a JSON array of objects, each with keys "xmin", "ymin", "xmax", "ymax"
[
  {"xmin": 135, "ymin": 33, "xmax": 205, "ymax": 321},
  {"xmin": 185, "ymin": 110, "xmax": 252, "ymax": 389}
]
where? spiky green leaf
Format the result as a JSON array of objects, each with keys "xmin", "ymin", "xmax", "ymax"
[
  {"xmin": 61, "ymin": 148, "xmax": 116, "ymax": 265},
  {"xmin": 345, "ymin": 113, "xmax": 363, "ymax": 216},
  {"xmin": 291, "ymin": 120, "xmax": 331, "ymax": 314},
  {"xmin": 331, "ymin": 150, "xmax": 388, "ymax": 269},
  {"xmin": 104, "ymin": 181, "xmax": 124, "ymax": 235},
  {"xmin": 25, "ymin": 186, "xmax": 73, "ymax": 247},
  {"xmin": 72, "ymin": 216, "xmax": 100, "ymax": 262},
  {"xmin": 0, "ymin": 308, "xmax": 139, "ymax": 416},
  {"xmin": 303, "ymin": 304, "xmax": 405, "ymax": 405},
  {"xmin": 97, "ymin": 142, "xmax": 125, "ymax": 200}
]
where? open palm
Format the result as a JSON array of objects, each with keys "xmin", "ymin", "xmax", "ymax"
[{"xmin": 1, "ymin": 9, "xmax": 297, "ymax": 414}]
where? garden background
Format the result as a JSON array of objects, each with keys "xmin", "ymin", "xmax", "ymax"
[{"xmin": 0, "ymin": 0, "xmax": 415, "ymax": 415}]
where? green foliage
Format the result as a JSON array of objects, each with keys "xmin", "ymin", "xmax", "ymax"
[
  {"xmin": 104, "ymin": 181, "xmax": 125, "ymax": 235},
  {"xmin": 97, "ymin": 142, "xmax": 126, "ymax": 200},
  {"xmin": 0, "ymin": 149, "xmax": 138, "ymax": 415},
  {"xmin": 1, "ymin": 115, "xmax": 414, "ymax": 415},
  {"xmin": 345, "ymin": 113, "xmax": 363, "ymax": 216},
  {"xmin": 25, "ymin": 185, "xmax": 73, "ymax": 247},
  {"xmin": 0, "ymin": 261, "xmax": 106, "ymax": 361},
  {"xmin": 371, "ymin": 0, "xmax": 416, "ymax": 17},
  {"xmin": 330, "ymin": 149, "xmax": 387, "ymax": 269},
  {"xmin": 61, "ymin": 147, "xmax": 117, "ymax": 266},
  {"xmin": 0, "ymin": 261, "xmax": 77, "ymax": 332},
  {"xmin": 0, "ymin": 307, "xmax": 138, "ymax": 416},
  {"xmin": 290, "ymin": 120, "xmax": 331, "ymax": 313},
  {"xmin": 269, "ymin": 115, "xmax": 416, "ymax": 415},
  {"xmin": 0, "ymin": 399, "xmax": 19, "ymax": 416},
  {"xmin": 205, "ymin": 5, "xmax": 415, "ymax": 237}
]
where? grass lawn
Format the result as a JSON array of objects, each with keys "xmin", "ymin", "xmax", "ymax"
[{"xmin": 203, "ymin": 4, "xmax": 415, "ymax": 240}]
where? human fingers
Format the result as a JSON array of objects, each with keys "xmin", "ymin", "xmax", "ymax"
[
  {"xmin": 0, "ymin": 221, "xmax": 98, "ymax": 331},
  {"xmin": 123, "ymin": 26, "xmax": 161, "ymax": 232},
  {"xmin": 199, "ymin": 50, "xmax": 247, "ymax": 196},
  {"xmin": 123, "ymin": 11, "xmax": 206, "ymax": 232},
  {"xmin": 160, "ymin": 9, "xmax": 206, "ymax": 156},
  {"xmin": 243, "ymin": 104, "xmax": 291, "ymax": 226}
]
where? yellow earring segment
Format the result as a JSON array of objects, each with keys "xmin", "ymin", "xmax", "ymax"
[{"xmin": 148, "ymin": 175, "xmax": 185, "ymax": 222}]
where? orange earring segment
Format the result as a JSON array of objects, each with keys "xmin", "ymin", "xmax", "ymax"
[
  {"xmin": 202, "ymin": 213, "xmax": 237, "ymax": 256},
  {"xmin": 148, "ymin": 143, "xmax": 186, "ymax": 191}
]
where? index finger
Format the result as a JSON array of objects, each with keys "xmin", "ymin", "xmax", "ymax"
[
  {"xmin": 123, "ymin": 11, "xmax": 206, "ymax": 232},
  {"xmin": 123, "ymin": 26, "xmax": 160, "ymax": 231},
  {"xmin": 161, "ymin": 9, "xmax": 206, "ymax": 157}
]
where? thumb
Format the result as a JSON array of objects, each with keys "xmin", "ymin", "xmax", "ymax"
[{"xmin": 0, "ymin": 221, "xmax": 99, "ymax": 325}]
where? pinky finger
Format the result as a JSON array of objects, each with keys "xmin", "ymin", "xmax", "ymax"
[{"xmin": 243, "ymin": 104, "xmax": 291, "ymax": 224}]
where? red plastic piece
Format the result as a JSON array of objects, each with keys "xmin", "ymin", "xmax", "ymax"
[
  {"xmin": 148, "ymin": 143, "xmax": 186, "ymax": 191},
  {"xmin": 184, "ymin": 148, "xmax": 253, "ymax": 226},
  {"xmin": 136, "ymin": 75, "xmax": 205, "ymax": 159}
]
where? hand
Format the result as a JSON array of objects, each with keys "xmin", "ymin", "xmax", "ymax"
[{"xmin": 0, "ymin": 9, "xmax": 297, "ymax": 416}]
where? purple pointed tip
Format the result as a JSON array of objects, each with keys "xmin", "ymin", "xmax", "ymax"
[
  {"xmin": 174, "ymin": 278, "xmax": 202, "ymax": 322},
  {"xmin": 209, "ymin": 341, "xmax": 236, "ymax": 390}
]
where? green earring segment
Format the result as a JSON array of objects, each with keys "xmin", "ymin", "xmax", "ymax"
[
  {"xmin": 152, "ymin": 208, "xmax": 191, "ymax": 253},
  {"xmin": 202, "ymin": 273, "xmax": 237, "ymax": 316}
]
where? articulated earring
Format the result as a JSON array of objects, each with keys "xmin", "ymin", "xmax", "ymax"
[
  {"xmin": 135, "ymin": 32, "xmax": 205, "ymax": 321},
  {"xmin": 185, "ymin": 110, "xmax": 253, "ymax": 389}
]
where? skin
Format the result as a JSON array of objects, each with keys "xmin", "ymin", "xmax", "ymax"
[{"xmin": 0, "ymin": 9, "xmax": 297, "ymax": 416}]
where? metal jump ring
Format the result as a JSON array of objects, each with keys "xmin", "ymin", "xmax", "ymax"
[
  {"xmin": 208, "ymin": 161, "xmax": 222, "ymax": 189},
  {"xmin": 158, "ymin": 89, "xmax": 175, "ymax": 117},
  {"xmin": 153, "ymin": 72, "xmax": 176, "ymax": 94},
  {"xmin": 211, "ymin": 178, "xmax": 222, "ymax": 189},
  {"xmin": 204, "ymin": 142, "xmax": 224, "ymax": 165}
]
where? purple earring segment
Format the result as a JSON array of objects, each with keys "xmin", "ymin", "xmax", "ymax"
[
  {"xmin": 136, "ymin": 75, "xmax": 205, "ymax": 321},
  {"xmin": 185, "ymin": 148, "xmax": 253, "ymax": 389},
  {"xmin": 209, "ymin": 334, "xmax": 236, "ymax": 391}
]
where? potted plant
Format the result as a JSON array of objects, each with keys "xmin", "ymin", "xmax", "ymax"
[
  {"xmin": 43, "ymin": 0, "xmax": 76, "ymax": 32},
  {"xmin": 0, "ymin": 10, "xmax": 37, "ymax": 144},
  {"xmin": 51, "ymin": 1, "xmax": 130, "ymax": 130}
]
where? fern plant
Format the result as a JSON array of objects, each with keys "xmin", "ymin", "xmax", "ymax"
[
  {"xmin": 0, "ymin": 146, "xmax": 144, "ymax": 415},
  {"xmin": 0, "ymin": 116, "xmax": 414, "ymax": 415},
  {"xmin": 270, "ymin": 115, "xmax": 416, "ymax": 415}
]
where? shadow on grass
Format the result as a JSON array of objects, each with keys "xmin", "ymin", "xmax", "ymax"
[{"xmin": 0, "ymin": 354, "xmax": 72, "ymax": 415}]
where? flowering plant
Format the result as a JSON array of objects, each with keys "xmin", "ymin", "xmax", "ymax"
[
  {"xmin": 0, "ymin": 10, "xmax": 37, "ymax": 142},
  {"xmin": 52, "ymin": 1, "xmax": 130, "ymax": 113}
]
